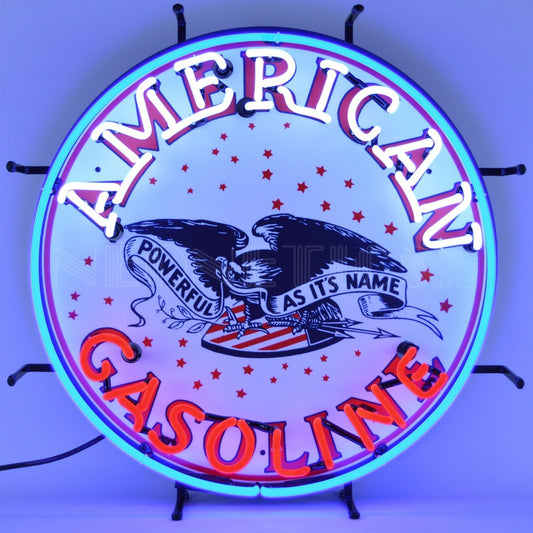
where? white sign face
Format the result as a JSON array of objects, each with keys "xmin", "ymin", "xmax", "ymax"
[{"xmin": 31, "ymin": 30, "xmax": 496, "ymax": 497}]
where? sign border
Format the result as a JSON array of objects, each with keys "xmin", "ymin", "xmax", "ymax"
[{"xmin": 30, "ymin": 27, "xmax": 497, "ymax": 498}]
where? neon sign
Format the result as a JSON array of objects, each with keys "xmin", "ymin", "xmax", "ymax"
[{"xmin": 31, "ymin": 30, "xmax": 496, "ymax": 497}]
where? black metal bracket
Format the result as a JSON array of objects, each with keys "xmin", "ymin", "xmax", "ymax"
[
  {"xmin": 173, "ymin": 4, "xmax": 186, "ymax": 44},
  {"xmin": 171, "ymin": 481, "xmax": 361, "ymax": 520},
  {"xmin": 472, "ymin": 365, "xmax": 525, "ymax": 389},
  {"xmin": 172, "ymin": 482, "xmax": 190, "ymax": 520},
  {"xmin": 480, "ymin": 164, "xmax": 526, "ymax": 177},
  {"xmin": 345, "ymin": 5, "xmax": 365, "ymax": 44},
  {"xmin": 7, "ymin": 364, "xmax": 54, "ymax": 386},
  {"xmin": 339, "ymin": 482, "xmax": 361, "ymax": 519},
  {"xmin": 6, "ymin": 161, "xmax": 49, "ymax": 175}
]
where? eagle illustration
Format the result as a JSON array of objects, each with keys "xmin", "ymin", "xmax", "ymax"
[{"xmin": 125, "ymin": 213, "xmax": 410, "ymax": 350}]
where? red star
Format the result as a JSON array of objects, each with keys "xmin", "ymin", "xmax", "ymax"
[
  {"xmin": 84, "ymin": 256, "xmax": 93, "ymax": 266},
  {"xmin": 103, "ymin": 296, "xmax": 113, "ymax": 305},
  {"xmin": 176, "ymin": 358, "xmax": 186, "ymax": 368},
  {"xmin": 321, "ymin": 200, "xmax": 331, "ymax": 212},
  {"xmin": 270, "ymin": 377, "xmax": 278, "ymax": 384},
  {"xmin": 219, "ymin": 183, "xmax": 227, "ymax": 191},
  {"xmin": 263, "ymin": 149, "xmax": 273, "ymax": 159},
  {"xmin": 211, "ymin": 368, "xmax": 221, "ymax": 380},
  {"xmin": 272, "ymin": 198, "xmax": 284, "ymax": 210},
  {"xmin": 385, "ymin": 222, "xmax": 398, "ymax": 235},
  {"xmin": 193, "ymin": 380, "xmax": 203, "ymax": 390},
  {"xmin": 320, "ymin": 354, "xmax": 328, "ymax": 362},
  {"xmin": 283, "ymin": 122, "xmax": 291, "ymax": 129},
  {"xmin": 149, "ymin": 177, "xmax": 157, "ymax": 185},
  {"xmin": 243, "ymin": 365, "xmax": 254, "ymax": 375},
  {"xmin": 297, "ymin": 181, "xmax": 308, "ymax": 193},
  {"xmin": 352, "ymin": 210, "xmax": 365, "ymax": 222},
  {"xmin": 70, "ymin": 292, "xmax": 80, "ymax": 301},
  {"xmin": 304, "ymin": 367, "xmax": 313, "ymax": 375},
  {"xmin": 344, "ymin": 179, "xmax": 354, "ymax": 189},
  {"xmin": 282, "ymin": 363, "xmax": 289, "ymax": 370},
  {"xmin": 212, "ymin": 148, "xmax": 219, "ymax": 156},
  {"xmin": 421, "ymin": 269, "xmax": 434, "ymax": 282},
  {"xmin": 142, "ymin": 337, "xmax": 153, "ymax": 347},
  {"xmin": 248, "ymin": 122, "xmax": 255, "ymax": 130},
  {"xmin": 231, "ymin": 155, "xmax": 239, "ymax": 164},
  {"xmin": 354, "ymin": 350, "xmax": 361, "ymax": 357},
  {"xmin": 236, "ymin": 388, "xmax": 247, "ymax": 398},
  {"xmin": 178, "ymin": 338, "xmax": 188, "ymax": 347},
  {"xmin": 187, "ymin": 188, "xmax": 193, "ymax": 194},
  {"xmin": 440, "ymin": 299, "xmax": 453, "ymax": 313},
  {"xmin": 68, "ymin": 310, "xmax": 78, "ymax": 320},
  {"xmin": 316, "ymin": 166, "xmax": 326, "ymax": 176},
  {"xmin": 181, "ymin": 164, "xmax": 189, "ymax": 172},
  {"xmin": 322, "ymin": 375, "xmax": 330, "ymax": 382},
  {"xmin": 220, "ymin": 133, "xmax": 228, "ymax": 141},
  {"xmin": 262, "ymin": 169, "xmax": 273, "ymax": 180}
]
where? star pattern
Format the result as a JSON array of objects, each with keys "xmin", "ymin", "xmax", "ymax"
[
  {"xmin": 70, "ymin": 292, "xmax": 80, "ymax": 301},
  {"xmin": 262, "ymin": 169, "xmax": 273, "ymax": 180},
  {"xmin": 178, "ymin": 338, "xmax": 188, "ymax": 347},
  {"xmin": 231, "ymin": 155, "xmax": 239, "ymax": 164},
  {"xmin": 220, "ymin": 133, "xmax": 227, "ymax": 141},
  {"xmin": 297, "ymin": 181, "xmax": 308, "ymax": 193},
  {"xmin": 243, "ymin": 365, "xmax": 254, "ymax": 375},
  {"xmin": 149, "ymin": 177, "xmax": 157, "ymax": 185},
  {"xmin": 385, "ymin": 222, "xmax": 398, "ymax": 235},
  {"xmin": 248, "ymin": 122, "xmax": 255, "ymax": 130},
  {"xmin": 282, "ymin": 363, "xmax": 289, "ymax": 370},
  {"xmin": 270, "ymin": 377, "xmax": 277, "ymax": 384},
  {"xmin": 176, "ymin": 358, "xmax": 186, "ymax": 368},
  {"xmin": 103, "ymin": 296, "xmax": 113, "ymax": 305},
  {"xmin": 420, "ymin": 269, "xmax": 434, "ymax": 282},
  {"xmin": 354, "ymin": 350, "xmax": 361, "ymax": 357},
  {"xmin": 320, "ymin": 200, "xmax": 331, "ymax": 212},
  {"xmin": 187, "ymin": 188, "xmax": 193, "ymax": 194},
  {"xmin": 344, "ymin": 179, "xmax": 354, "ymax": 189},
  {"xmin": 219, "ymin": 183, "xmax": 227, "ymax": 191},
  {"xmin": 211, "ymin": 368, "xmax": 221, "ymax": 380},
  {"xmin": 193, "ymin": 380, "xmax": 203, "ymax": 390},
  {"xmin": 263, "ymin": 149, "xmax": 273, "ymax": 159},
  {"xmin": 212, "ymin": 148, "xmax": 219, "ymax": 156},
  {"xmin": 272, "ymin": 198, "xmax": 284, "ymax": 210},
  {"xmin": 68, "ymin": 310, "xmax": 78, "ymax": 320},
  {"xmin": 352, "ymin": 210, "xmax": 364, "ymax": 222},
  {"xmin": 84, "ymin": 256, "xmax": 93, "ymax": 266},
  {"xmin": 316, "ymin": 165, "xmax": 326, "ymax": 176},
  {"xmin": 142, "ymin": 337, "xmax": 153, "ymax": 347},
  {"xmin": 440, "ymin": 299, "xmax": 453, "ymax": 312},
  {"xmin": 304, "ymin": 367, "xmax": 313, "ymax": 375},
  {"xmin": 283, "ymin": 122, "xmax": 291, "ymax": 129},
  {"xmin": 236, "ymin": 388, "xmax": 247, "ymax": 398},
  {"xmin": 322, "ymin": 375, "xmax": 330, "ymax": 382},
  {"xmin": 181, "ymin": 164, "xmax": 189, "ymax": 172},
  {"xmin": 320, "ymin": 354, "xmax": 328, "ymax": 362}
]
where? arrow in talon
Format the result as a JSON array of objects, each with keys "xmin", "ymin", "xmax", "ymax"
[
  {"xmin": 346, "ymin": 326, "xmax": 399, "ymax": 339},
  {"xmin": 317, "ymin": 324, "xmax": 398, "ymax": 339}
]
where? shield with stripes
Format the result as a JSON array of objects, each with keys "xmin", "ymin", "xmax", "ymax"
[{"xmin": 202, "ymin": 304, "xmax": 340, "ymax": 357}]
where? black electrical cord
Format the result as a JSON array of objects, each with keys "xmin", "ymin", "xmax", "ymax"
[{"xmin": 0, "ymin": 435, "xmax": 105, "ymax": 471}]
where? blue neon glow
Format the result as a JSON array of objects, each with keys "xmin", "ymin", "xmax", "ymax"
[{"xmin": 31, "ymin": 28, "xmax": 496, "ymax": 498}]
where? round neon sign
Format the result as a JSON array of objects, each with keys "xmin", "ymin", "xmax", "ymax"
[{"xmin": 31, "ymin": 29, "xmax": 496, "ymax": 497}]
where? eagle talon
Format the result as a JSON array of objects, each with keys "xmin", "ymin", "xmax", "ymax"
[
  {"xmin": 223, "ymin": 320, "xmax": 268, "ymax": 338},
  {"xmin": 223, "ymin": 307, "xmax": 268, "ymax": 338}
]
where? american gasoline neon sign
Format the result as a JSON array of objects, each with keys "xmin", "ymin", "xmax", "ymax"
[{"xmin": 32, "ymin": 30, "xmax": 496, "ymax": 497}]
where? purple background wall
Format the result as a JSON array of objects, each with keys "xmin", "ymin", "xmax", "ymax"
[{"xmin": 1, "ymin": 0, "xmax": 531, "ymax": 528}]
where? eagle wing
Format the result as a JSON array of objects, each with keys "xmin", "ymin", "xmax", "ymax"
[
  {"xmin": 125, "ymin": 219, "xmax": 249, "ymax": 294},
  {"xmin": 252, "ymin": 213, "xmax": 406, "ymax": 276}
]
